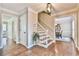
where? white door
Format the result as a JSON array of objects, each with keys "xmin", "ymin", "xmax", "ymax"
[{"xmin": 20, "ymin": 14, "xmax": 27, "ymax": 46}]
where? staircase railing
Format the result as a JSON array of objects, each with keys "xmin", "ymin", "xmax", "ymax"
[
  {"xmin": 38, "ymin": 23, "xmax": 48, "ymax": 33},
  {"xmin": 39, "ymin": 20, "xmax": 54, "ymax": 38},
  {"xmin": 38, "ymin": 23, "xmax": 49, "ymax": 45},
  {"xmin": 38, "ymin": 22, "xmax": 55, "ymax": 48}
]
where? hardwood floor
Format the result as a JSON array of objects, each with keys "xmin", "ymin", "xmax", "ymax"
[{"xmin": 0, "ymin": 40, "xmax": 79, "ymax": 56}]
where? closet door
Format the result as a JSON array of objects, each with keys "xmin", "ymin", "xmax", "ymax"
[{"xmin": 20, "ymin": 14, "xmax": 27, "ymax": 46}]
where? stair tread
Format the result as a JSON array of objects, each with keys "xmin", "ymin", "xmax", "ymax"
[
  {"xmin": 39, "ymin": 40, "xmax": 53, "ymax": 45},
  {"xmin": 39, "ymin": 34, "xmax": 46, "ymax": 36},
  {"xmin": 37, "ymin": 23, "xmax": 53, "ymax": 48},
  {"xmin": 40, "ymin": 37, "xmax": 50, "ymax": 40}
]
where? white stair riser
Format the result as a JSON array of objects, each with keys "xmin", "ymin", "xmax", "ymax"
[
  {"xmin": 39, "ymin": 33, "xmax": 46, "ymax": 35},
  {"xmin": 39, "ymin": 36, "xmax": 49, "ymax": 40},
  {"xmin": 38, "ymin": 31, "xmax": 45, "ymax": 33},
  {"xmin": 37, "ymin": 23, "xmax": 54, "ymax": 48}
]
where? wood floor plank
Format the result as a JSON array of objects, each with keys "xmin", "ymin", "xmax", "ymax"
[{"xmin": 0, "ymin": 40, "xmax": 79, "ymax": 56}]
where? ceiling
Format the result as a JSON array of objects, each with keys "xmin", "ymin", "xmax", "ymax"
[
  {"xmin": 0, "ymin": 3, "xmax": 78, "ymax": 14},
  {"xmin": 55, "ymin": 16, "xmax": 73, "ymax": 24}
]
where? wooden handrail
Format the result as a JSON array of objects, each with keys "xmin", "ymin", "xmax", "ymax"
[
  {"xmin": 39, "ymin": 20, "xmax": 53, "ymax": 32},
  {"xmin": 38, "ymin": 23, "xmax": 47, "ymax": 32}
]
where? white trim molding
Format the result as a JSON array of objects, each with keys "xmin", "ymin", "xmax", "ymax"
[
  {"xmin": 0, "ymin": 7, "xmax": 18, "ymax": 15},
  {"xmin": 28, "ymin": 7, "xmax": 38, "ymax": 14},
  {"xmin": 76, "ymin": 47, "xmax": 79, "ymax": 51},
  {"xmin": 52, "ymin": 7, "xmax": 79, "ymax": 17},
  {"xmin": 27, "ymin": 44, "xmax": 34, "ymax": 49}
]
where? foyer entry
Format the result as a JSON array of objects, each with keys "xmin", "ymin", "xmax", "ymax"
[
  {"xmin": 1, "ymin": 14, "xmax": 18, "ymax": 49},
  {"xmin": 55, "ymin": 16, "xmax": 74, "ymax": 42}
]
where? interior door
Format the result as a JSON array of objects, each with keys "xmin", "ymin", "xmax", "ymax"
[{"xmin": 20, "ymin": 14, "xmax": 27, "ymax": 46}]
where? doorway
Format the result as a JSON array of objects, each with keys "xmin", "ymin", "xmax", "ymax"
[
  {"xmin": 19, "ymin": 14, "xmax": 27, "ymax": 47},
  {"xmin": 55, "ymin": 16, "xmax": 74, "ymax": 42},
  {"xmin": 1, "ymin": 14, "xmax": 16, "ymax": 49}
]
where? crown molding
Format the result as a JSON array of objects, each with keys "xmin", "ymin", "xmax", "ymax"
[
  {"xmin": 0, "ymin": 5, "xmax": 78, "ymax": 16},
  {"xmin": 0, "ymin": 7, "xmax": 18, "ymax": 15},
  {"xmin": 18, "ymin": 9, "xmax": 28, "ymax": 16},
  {"xmin": 0, "ymin": 7, "xmax": 38, "ymax": 16},
  {"xmin": 52, "ymin": 7, "xmax": 79, "ymax": 17},
  {"xmin": 28, "ymin": 8, "xmax": 38, "ymax": 14}
]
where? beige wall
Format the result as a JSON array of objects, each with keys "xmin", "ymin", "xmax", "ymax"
[
  {"xmin": 28, "ymin": 8, "xmax": 38, "ymax": 48},
  {"xmin": 19, "ymin": 8, "xmax": 38, "ymax": 48},
  {"xmin": 77, "ymin": 11, "xmax": 79, "ymax": 47}
]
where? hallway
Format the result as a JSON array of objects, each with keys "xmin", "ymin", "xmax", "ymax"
[
  {"xmin": 0, "ymin": 3, "xmax": 79, "ymax": 56},
  {"xmin": 0, "ymin": 40, "xmax": 79, "ymax": 56}
]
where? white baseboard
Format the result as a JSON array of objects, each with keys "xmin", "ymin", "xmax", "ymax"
[
  {"xmin": 27, "ymin": 44, "xmax": 34, "ymax": 49},
  {"xmin": 76, "ymin": 47, "xmax": 79, "ymax": 50},
  {"xmin": 55, "ymin": 38, "xmax": 71, "ymax": 42}
]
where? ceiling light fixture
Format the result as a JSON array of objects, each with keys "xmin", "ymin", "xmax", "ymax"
[
  {"xmin": 46, "ymin": 3, "xmax": 55, "ymax": 15},
  {"xmin": 46, "ymin": 3, "xmax": 52, "ymax": 15}
]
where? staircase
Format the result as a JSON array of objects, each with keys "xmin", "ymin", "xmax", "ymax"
[{"xmin": 37, "ymin": 23, "xmax": 54, "ymax": 48}]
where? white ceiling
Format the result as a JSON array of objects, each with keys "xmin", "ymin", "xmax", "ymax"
[
  {"xmin": 0, "ymin": 3, "xmax": 78, "ymax": 13},
  {"xmin": 55, "ymin": 16, "xmax": 73, "ymax": 24}
]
